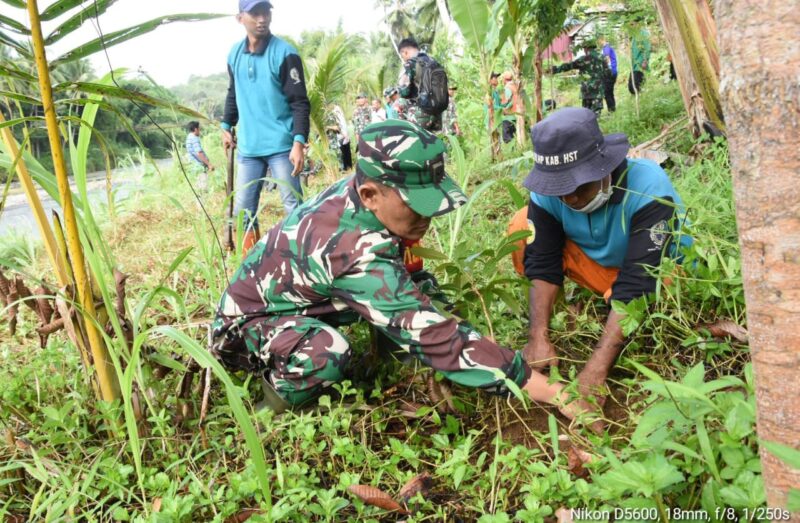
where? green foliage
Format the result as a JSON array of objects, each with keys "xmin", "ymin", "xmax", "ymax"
[{"xmin": 0, "ymin": 4, "xmax": 774, "ymax": 521}]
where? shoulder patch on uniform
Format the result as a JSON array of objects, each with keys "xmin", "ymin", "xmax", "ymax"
[
  {"xmin": 290, "ymin": 67, "xmax": 301, "ymax": 84},
  {"xmin": 650, "ymin": 219, "xmax": 668, "ymax": 246}
]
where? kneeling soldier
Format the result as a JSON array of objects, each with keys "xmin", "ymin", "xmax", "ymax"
[{"xmin": 211, "ymin": 120, "xmax": 596, "ymax": 425}]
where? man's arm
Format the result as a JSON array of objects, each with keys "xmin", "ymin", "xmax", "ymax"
[
  {"xmin": 279, "ymin": 53, "xmax": 310, "ymax": 175},
  {"xmin": 398, "ymin": 58, "xmax": 416, "ymax": 98},
  {"xmin": 610, "ymin": 197, "xmax": 677, "ymax": 302},
  {"xmin": 222, "ymin": 64, "xmax": 238, "ymax": 150},
  {"xmin": 522, "ymin": 200, "xmax": 566, "ymax": 366},
  {"xmin": 196, "ymin": 149, "xmax": 214, "ymax": 170},
  {"xmin": 331, "ymin": 240, "xmax": 531, "ymax": 394},
  {"xmin": 552, "ymin": 58, "xmax": 581, "ymax": 74},
  {"xmin": 278, "ymin": 53, "xmax": 310, "ymax": 141},
  {"xmin": 577, "ymin": 197, "xmax": 679, "ymax": 393}
]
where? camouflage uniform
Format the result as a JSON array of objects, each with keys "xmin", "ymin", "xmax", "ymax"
[
  {"xmin": 552, "ymin": 48, "xmax": 608, "ymax": 114},
  {"xmin": 442, "ymin": 97, "xmax": 459, "ymax": 135},
  {"xmin": 352, "ymin": 106, "xmax": 372, "ymax": 138},
  {"xmin": 211, "ymin": 120, "xmax": 531, "ymax": 406},
  {"xmin": 398, "ymin": 54, "xmax": 442, "ymax": 132},
  {"xmin": 325, "ymin": 110, "xmax": 342, "ymax": 161}
]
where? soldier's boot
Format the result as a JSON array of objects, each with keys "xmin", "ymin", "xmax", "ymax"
[
  {"xmin": 256, "ymin": 376, "xmax": 290, "ymax": 414},
  {"xmin": 241, "ymin": 230, "xmax": 259, "ymax": 257}
]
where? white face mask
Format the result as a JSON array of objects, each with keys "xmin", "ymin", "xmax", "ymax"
[{"xmin": 574, "ymin": 176, "xmax": 613, "ymax": 214}]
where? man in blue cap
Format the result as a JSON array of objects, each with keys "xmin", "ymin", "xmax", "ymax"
[
  {"xmin": 221, "ymin": 0, "xmax": 310, "ymax": 254},
  {"xmin": 509, "ymin": 107, "xmax": 692, "ymax": 403}
]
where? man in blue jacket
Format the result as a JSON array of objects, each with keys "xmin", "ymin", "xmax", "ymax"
[
  {"xmin": 221, "ymin": 0, "xmax": 310, "ymax": 254},
  {"xmin": 510, "ymin": 107, "xmax": 691, "ymax": 403},
  {"xmin": 600, "ymin": 36, "xmax": 617, "ymax": 112}
]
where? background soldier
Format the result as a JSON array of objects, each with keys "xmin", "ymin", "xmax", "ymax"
[
  {"xmin": 352, "ymin": 93, "xmax": 372, "ymax": 143},
  {"xmin": 442, "ymin": 85, "xmax": 461, "ymax": 136},
  {"xmin": 397, "ymin": 37, "xmax": 441, "ymax": 131},
  {"xmin": 550, "ymin": 38, "xmax": 608, "ymax": 115}
]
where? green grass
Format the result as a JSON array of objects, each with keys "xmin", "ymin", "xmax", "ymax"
[{"xmin": 0, "ymin": 83, "xmax": 764, "ymax": 521}]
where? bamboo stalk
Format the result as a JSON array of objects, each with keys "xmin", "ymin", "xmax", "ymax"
[
  {"xmin": 0, "ymin": 113, "xmax": 69, "ymax": 286},
  {"xmin": 26, "ymin": 0, "xmax": 121, "ymax": 404}
]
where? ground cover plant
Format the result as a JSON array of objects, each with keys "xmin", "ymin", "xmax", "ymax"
[{"xmin": 0, "ymin": 67, "xmax": 771, "ymax": 520}]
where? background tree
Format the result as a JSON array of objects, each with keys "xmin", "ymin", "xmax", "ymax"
[{"xmin": 717, "ymin": 0, "xmax": 800, "ymax": 510}]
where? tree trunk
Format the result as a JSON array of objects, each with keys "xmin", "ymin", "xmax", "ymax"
[
  {"xmin": 511, "ymin": 43, "xmax": 526, "ymax": 146},
  {"xmin": 653, "ymin": 0, "xmax": 711, "ymax": 135},
  {"xmin": 717, "ymin": 0, "xmax": 800, "ymax": 510},
  {"xmin": 656, "ymin": 0, "xmax": 724, "ymax": 134},
  {"xmin": 533, "ymin": 42, "xmax": 544, "ymax": 124}
]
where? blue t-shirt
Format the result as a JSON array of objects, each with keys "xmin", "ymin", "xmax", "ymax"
[
  {"xmin": 222, "ymin": 35, "xmax": 310, "ymax": 158},
  {"xmin": 525, "ymin": 158, "xmax": 693, "ymax": 302},
  {"xmin": 185, "ymin": 133, "xmax": 205, "ymax": 167},
  {"xmin": 602, "ymin": 44, "xmax": 617, "ymax": 75}
]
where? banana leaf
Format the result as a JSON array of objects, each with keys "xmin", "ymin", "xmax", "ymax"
[
  {"xmin": 449, "ymin": 0, "xmax": 490, "ymax": 51},
  {"xmin": 50, "ymin": 13, "xmax": 227, "ymax": 67}
]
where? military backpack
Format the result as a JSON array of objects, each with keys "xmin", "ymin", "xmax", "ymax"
[{"xmin": 414, "ymin": 54, "xmax": 449, "ymax": 116}]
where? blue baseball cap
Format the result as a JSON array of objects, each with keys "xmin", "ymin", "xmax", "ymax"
[{"xmin": 239, "ymin": 0, "xmax": 272, "ymax": 12}]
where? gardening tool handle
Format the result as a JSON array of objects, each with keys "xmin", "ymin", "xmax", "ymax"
[{"xmin": 224, "ymin": 130, "xmax": 236, "ymax": 252}]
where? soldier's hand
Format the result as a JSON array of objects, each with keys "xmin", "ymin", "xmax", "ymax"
[{"xmin": 289, "ymin": 141, "xmax": 304, "ymax": 177}]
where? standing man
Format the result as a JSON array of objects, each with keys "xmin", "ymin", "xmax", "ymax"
[
  {"xmin": 628, "ymin": 24, "xmax": 651, "ymax": 95},
  {"xmin": 222, "ymin": 0, "xmax": 310, "ymax": 253},
  {"xmin": 599, "ymin": 36, "xmax": 617, "ymax": 112},
  {"xmin": 500, "ymin": 71, "xmax": 516, "ymax": 143},
  {"xmin": 211, "ymin": 120, "xmax": 598, "ymax": 429},
  {"xmin": 371, "ymin": 99, "xmax": 387, "ymax": 123},
  {"xmin": 185, "ymin": 121, "xmax": 215, "ymax": 190},
  {"xmin": 509, "ymin": 107, "xmax": 692, "ymax": 402},
  {"xmin": 442, "ymin": 85, "xmax": 461, "ymax": 136},
  {"xmin": 325, "ymin": 104, "xmax": 353, "ymax": 172},
  {"xmin": 383, "ymin": 87, "xmax": 400, "ymax": 119},
  {"xmin": 550, "ymin": 38, "xmax": 608, "ymax": 115},
  {"xmin": 352, "ymin": 93, "xmax": 372, "ymax": 142}
]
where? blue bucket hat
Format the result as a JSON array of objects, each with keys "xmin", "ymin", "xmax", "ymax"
[{"xmin": 523, "ymin": 107, "xmax": 630, "ymax": 196}]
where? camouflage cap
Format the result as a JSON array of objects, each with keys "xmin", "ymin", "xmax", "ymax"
[{"xmin": 357, "ymin": 120, "xmax": 467, "ymax": 217}]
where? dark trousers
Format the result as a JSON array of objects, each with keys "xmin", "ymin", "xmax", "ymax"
[
  {"xmin": 603, "ymin": 72, "xmax": 617, "ymax": 112},
  {"xmin": 628, "ymin": 70, "xmax": 646, "ymax": 95},
  {"xmin": 340, "ymin": 142, "xmax": 353, "ymax": 171},
  {"xmin": 502, "ymin": 120, "xmax": 516, "ymax": 143}
]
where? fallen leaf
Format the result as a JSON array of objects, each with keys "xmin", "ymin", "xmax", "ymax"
[
  {"xmin": 698, "ymin": 320, "xmax": 748, "ymax": 343},
  {"xmin": 224, "ymin": 508, "xmax": 263, "ymax": 523},
  {"xmin": 556, "ymin": 507, "xmax": 574, "ymax": 523},
  {"xmin": 567, "ymin": 446, "xmax": 593, "ymax": 479},
  {"xmin": 426, "ymin": 375, "xmax": 456, "ymax": 413},
  {"xmin": 397, "ymin": 399, "xmax": 424, "ymax": 418},
  {"xmin": 152, "ymin": 498, "xmax": 162, "ymax": 513},
  {"xmin": 347, "ymin": 484, "xmax": 408, "ymax": 513},
  {"xmin": 398, "ymin": 472, "xmax": 433, "ymax": 502}
]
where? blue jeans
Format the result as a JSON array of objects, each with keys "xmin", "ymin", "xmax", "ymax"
[{"xmin": 234, "ymin": 152, "xmax": 302, "ymax": 231}]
